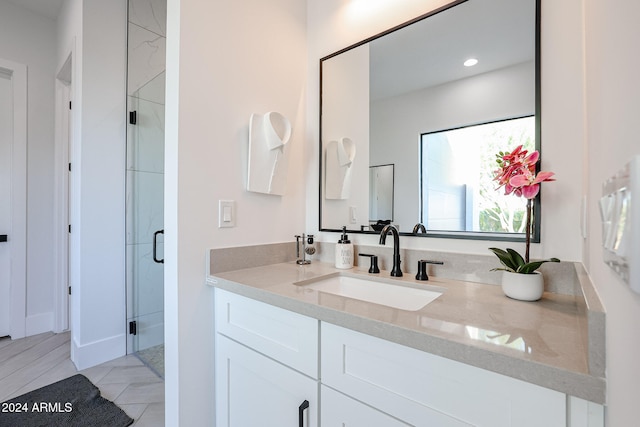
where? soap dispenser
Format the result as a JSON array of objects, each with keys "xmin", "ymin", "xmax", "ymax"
[{"xmin": 335, "ymin": 226, "xmax": 354, "ymax": 269}]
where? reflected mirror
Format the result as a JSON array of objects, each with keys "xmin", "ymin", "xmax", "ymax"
[{"xmin": 319, "ymin": 0, "xmax": 540, "ymax": 241}]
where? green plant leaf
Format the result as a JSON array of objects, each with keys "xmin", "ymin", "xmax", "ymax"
[
  {"xmin": 489, "ymin": 247, "xmax": 517, "ymax": 272},
  {"xmin": 490, "ymin": 248, "xmax": 559, "ymax": 274},
  {"xmin": 506, "ymin": 248, "xmax": 525, "ymax": 268},
  {"xmin": 516, "ymin": 258, "xmax": 561, "ymax": 274}
]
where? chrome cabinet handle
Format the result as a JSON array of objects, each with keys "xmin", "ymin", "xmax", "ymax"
[
  {"xmin": 298, "ymin": 400, "xmax": 309, "ymax": 427},
  {"xmin": 153, "ymin": 230, "xmax": 164, "ymax": 264}
]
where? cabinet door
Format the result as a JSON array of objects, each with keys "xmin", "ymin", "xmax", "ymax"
[
  {"xmin": 321, "ymin": 385, "xmax": 411, "ymax": 427},
  {"xmin": 216, "ymin": 334, "xmax": 318, "ymax": 427},
  {"xmin": 567, "ymin": 396, "xmax": 605, "ymax": 427},
  {"xmin": 322, "ymin": 322, "xmax": 565, "ymax": 427}
]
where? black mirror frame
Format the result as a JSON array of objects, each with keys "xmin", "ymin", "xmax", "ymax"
[{"xmin": 319, "ymin": 0, "xmax": 541, "ymax": 243}]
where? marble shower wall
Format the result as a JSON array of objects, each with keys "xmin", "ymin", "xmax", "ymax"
[{"xmin": 126, "ymin": 0, "xmax": 166, "ymax": 352}]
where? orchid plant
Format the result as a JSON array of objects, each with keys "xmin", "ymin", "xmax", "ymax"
[{"xmin": 489, "ymin": 145, "xmax": 560, "ymax": 274}]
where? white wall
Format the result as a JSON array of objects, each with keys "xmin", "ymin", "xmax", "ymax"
[
  {"xmin": 165, "ymin": 0, "xmax": 308, "ymax": 424},
  {"xmin": 57, "ymin": 0, "xmax": 128, "ymax": 369},
  {"xmin": 0, "ymin": 1, "xmax": 57, "ymax": 335},
  {"xmin": 584, "ymin": 0, "xmax": 640, "ymax": 424},
  {"xmin": 308, "ymin": 0, "xmax": 584, "ymax": 264}
]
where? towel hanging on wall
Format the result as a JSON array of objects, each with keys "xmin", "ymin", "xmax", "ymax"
[
  {"xmin": 247, "ymin": 111, "xmax": 292, "ymax": 195},
  {"xmin": 325, "ymin": 137, "xmax": 356, "ymax": 200}
]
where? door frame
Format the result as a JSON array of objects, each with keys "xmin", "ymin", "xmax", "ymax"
[
  {"xmin": 54, "ymin": 52, "xmax": 73, "ymax": 333},
  {"xmin": 0, "ymin": 58, "xmax": 27, "ymax": 339}
]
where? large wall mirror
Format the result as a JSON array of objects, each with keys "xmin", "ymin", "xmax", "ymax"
[{"xmin": 319, "ymin": 0, "xmax": 540, "ymax": 241}]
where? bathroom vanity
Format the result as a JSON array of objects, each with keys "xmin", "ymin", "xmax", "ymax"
[{"xmin": 207, "ymin": 261, "xmax": 605, "ymax": 427}]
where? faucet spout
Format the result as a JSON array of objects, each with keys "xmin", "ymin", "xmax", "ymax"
[
  {"xmin": 412, "ymin": 223, "xmax": 426, "ymax": 234},
  {"xmin": 379, "ymin": 224, "xmax": 402, "ymax": 277}
]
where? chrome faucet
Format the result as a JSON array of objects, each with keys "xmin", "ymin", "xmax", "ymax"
[
  {"xmin": 412, "ymin": 223, "xmax": 426, "ymax": 234},
  {"xmin": 379, "ymin": 224, "xmax": 402, "ymax": 277}
]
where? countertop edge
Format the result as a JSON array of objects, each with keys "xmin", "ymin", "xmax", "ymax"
[
  {"xmin": 206, "ymin": 274, "xmax": 606, "ymax": 404},
  {"xmin": 574, "ymin": 263, "xmax": 607, "ymax": 379}
]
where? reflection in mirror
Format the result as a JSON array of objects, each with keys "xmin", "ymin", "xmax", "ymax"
[
  {"xmin": 325, "ymin": 137, "xmax": 357, "ymax": 200},
  {"xmin": 319, "ymin": 0, "xmax": 539, "ymax": 241},
  {"xmin": 369, "ymin": 164, "xmax": 394, "ymax": 223},
  {"xmin": 420, "ymin": 116, "xmax": 534, "ymax": 235}
]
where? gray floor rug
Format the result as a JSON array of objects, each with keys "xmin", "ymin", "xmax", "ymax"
[{"xmin": 0, "ymin": 374, "xmax": 133, "ymax": 427}]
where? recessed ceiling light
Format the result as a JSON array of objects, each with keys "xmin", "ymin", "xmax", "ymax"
[
  {"xmin": 348, "ymin": 0, "xmax": 390, "ymax": 17},
  {"xmin": 464, "ymin": 58, "xmax": 478, "ymax": 67}
]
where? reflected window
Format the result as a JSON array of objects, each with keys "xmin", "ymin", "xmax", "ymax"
[{"xmin": 420, "ymin": 116, "xmax": 535, "ymax": 234}]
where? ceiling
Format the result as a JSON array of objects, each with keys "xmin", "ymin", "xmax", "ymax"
[
  {"xmin": 369, "ymin": 0, "xmax": 535, "ymax": 101},
  {"xmin": 5, "ymin": 0, "xmax": 64, "ymax": 20}
]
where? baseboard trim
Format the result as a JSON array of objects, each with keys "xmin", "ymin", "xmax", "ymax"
[
  {"xmin": 71, "ymin": 333, "xmax": 126, "ymax": 370},
  {"xmin": 25, "ymin": 312, "xmax": 54, "ymax": 336}
]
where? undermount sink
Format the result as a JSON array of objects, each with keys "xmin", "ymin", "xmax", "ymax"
[{"xmin": 295, "ymin": 274, "xmax": 443, "ymax": 311}]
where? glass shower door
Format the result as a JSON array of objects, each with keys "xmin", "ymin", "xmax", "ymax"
[{"xmin": 126, "ymin": 0, "xmax": 167, "ymax": 377}]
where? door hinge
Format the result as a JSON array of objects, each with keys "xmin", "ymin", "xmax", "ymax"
[
  {"xmin": 68, "ymin": 286, "xmax": 71, "ymax": 295},
  {"xmin": 68, "ymin": 162, "xmax": 71, "ymax": 172},
  {"xmin": 68, "ymin": 224, "xmax": 71, "ymax": 233},
  {"xmin": 129, "ymin": 321, "xmax": 137, "ymax": 335},
  {"xmin": 129, "ymin": 111, "xmax": 137, "ymax": 125},
  {"xmin": 69, "ymin": 101, "xmax": 72, "ymax": 110}
]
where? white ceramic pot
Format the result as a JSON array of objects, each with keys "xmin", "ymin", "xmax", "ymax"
[{"xmin": 501, "ymin": 271, "xmax": 544, "ymax": 301}]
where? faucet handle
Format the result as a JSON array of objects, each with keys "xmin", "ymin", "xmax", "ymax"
[
  {"xmin": 358, "ymin": 253, "xmax": 380, "ymax": 274},
  {"xmin": 415, "ymin": 260, "xmax": 443, "ymax": 281}
]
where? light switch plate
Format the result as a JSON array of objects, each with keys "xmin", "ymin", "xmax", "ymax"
[
  {"xmin": 600, "ymin": 156, "xmax": 639, "ymax": 293},
  {"xmin": 219, "ymin": 200, "xmax": 236, "ymax": 228}
]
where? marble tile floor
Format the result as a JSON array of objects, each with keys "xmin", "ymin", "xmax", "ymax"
[{"xmin": 0, "ymin": 332, "xmax": 164, "ymax": 426}]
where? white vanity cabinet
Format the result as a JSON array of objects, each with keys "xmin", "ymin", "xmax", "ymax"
[
  {"xmin": 214, "ymin": 288, "xmax": 604, "ymax": 427},
  {"xmin": 215, "ymin": 289, "xmax": 319, "ymax": 427}
]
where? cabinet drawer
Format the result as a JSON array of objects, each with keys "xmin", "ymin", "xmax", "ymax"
[
  {"xmin": 321, "ymin": 323, "xmax": 566, "ymax": 427},
  {"xmin": 215, "ymin": 289, "xmax": 318, "ymax": 378}
]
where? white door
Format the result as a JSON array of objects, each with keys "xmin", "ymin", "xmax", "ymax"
[
  {"xmin": 0, "ymin": 70, "xmax": 12, "ymax": 336},
  {"xmin": 0, "ymin": 59, "xmax": 26, "ymax": 339}
]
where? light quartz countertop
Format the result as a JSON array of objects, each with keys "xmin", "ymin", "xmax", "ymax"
[{"xmin": 207, "ymin": 261, "xmax": 606, "ymax": 404}]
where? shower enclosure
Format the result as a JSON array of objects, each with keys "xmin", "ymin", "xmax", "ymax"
[{"xmin": 126, "ymin": 0, "xmax": 167, "ymax": 377}]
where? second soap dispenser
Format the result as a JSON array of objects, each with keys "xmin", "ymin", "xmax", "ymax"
[{"xmin": 335, "ymin": 226, "xmax": 354, "ymax": 269}]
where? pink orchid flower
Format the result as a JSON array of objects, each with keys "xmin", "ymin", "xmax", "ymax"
[
  {"xmin": 509, "ymin": 170, "xmax": 555, "ymax": 199},
  {"xmin": 492, "ymin": 145, "xmax": 556, "ymax": 265},
  {"xmin": 493, "ymin": 145, "xmax": 555, "ymax": 199}
]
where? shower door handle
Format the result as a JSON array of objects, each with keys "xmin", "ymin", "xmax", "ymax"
[{"xmin": 153, "ymin": 229, "xmax": 164, "ymax": 264}]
